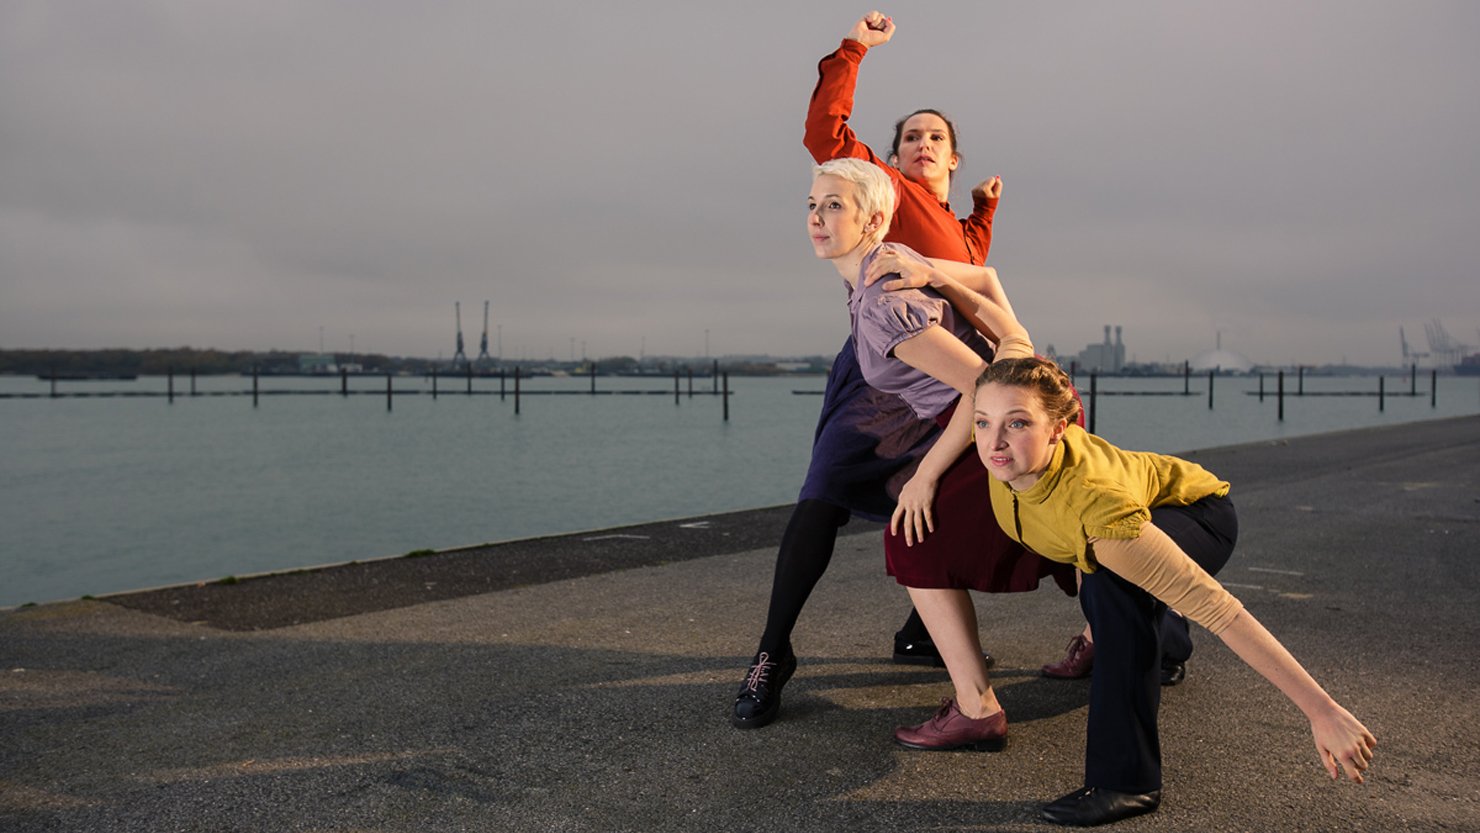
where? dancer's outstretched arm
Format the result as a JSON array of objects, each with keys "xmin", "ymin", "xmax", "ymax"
[
  {"xmin": 1093, "ymin": 528, "xmax": 1378, "ymax": 784},
  {"xmin": 1218, "ymin": 611, "xmax": 1377, "ymax": 782}
]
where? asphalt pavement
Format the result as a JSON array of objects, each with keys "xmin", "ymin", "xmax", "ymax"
[{"xmin": 2, "ymin": 415, "xmax": 1477, "ymax": 832}]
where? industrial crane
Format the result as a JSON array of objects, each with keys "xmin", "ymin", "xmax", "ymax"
[
  {"xmin": 452, "ymin": 302, "xmax": 468, "ymax": 367},
  {"xmin": 477, "ymin": 301, "xmax": 492, "ymax": 365}
]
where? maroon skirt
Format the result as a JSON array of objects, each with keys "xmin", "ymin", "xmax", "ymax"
[{"xmin": 885, "ymin": 401, "xmax": 1078, "ymax": 596}]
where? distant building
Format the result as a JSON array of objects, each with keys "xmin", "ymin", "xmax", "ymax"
[
  {"xmin": 1189, "ymin": 349, "xmax": 1254, "ymax": 374},
  {"xmin": 1073, "ymin": 325, "xmax": 1126, "ymax": 373},
  {"xmin": 1189, "ymin": 332, "xmax": 1255, "ymax": 374},
  {"xmin": 297, "ymin": 353, "xmax": 337, "ymax": 374}
]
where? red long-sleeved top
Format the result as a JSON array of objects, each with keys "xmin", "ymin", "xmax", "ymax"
[{"xmin": 805, "ymin": 39, "xmax": 997, "ymax": 267}]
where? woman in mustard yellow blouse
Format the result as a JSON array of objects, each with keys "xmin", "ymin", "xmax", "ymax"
[{"xmin": 970, "ymin": 356, "xmax": 1376, "ymax": 827}]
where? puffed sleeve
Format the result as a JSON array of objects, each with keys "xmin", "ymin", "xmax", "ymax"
[
  {"xmin": 1078, "ymin": 478, "xmax": 1151, "ymax": 540},
  {"xmin": 856, "ymin": 289, "xmax": 945, "ymax": 358}
]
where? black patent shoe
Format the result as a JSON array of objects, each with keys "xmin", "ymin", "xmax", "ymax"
[
  {"xmin": 730, "ymin": 650, "xmax": 797, "ymax": 730},
  {"xmin": 892, "ymin": 635, "xmax": 995, "ymax": 670},
  {"xmin": 1041, "ymin": 786, "xmax": 1161, "ymax": 826},
  {"xmin": 1160, "ymin": 660, "xmax": 1186, "ymax": 686}
]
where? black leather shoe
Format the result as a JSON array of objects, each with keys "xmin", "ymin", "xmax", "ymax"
[
  {"xmin": 1041, "ymin": 786, "xmax": 1161, "ymax": 826},
  {"xmin": 892, "ymin": 635, "xmax": 995, "ymax": 670},
  {"xmin": 1160, "ymin": 661, "xmax": 1186, "ymax": 686},
  {"xmin": 730, "ymin": 650, "xmax": 797, "ymax": 730}
]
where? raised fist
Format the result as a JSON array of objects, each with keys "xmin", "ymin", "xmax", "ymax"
[{"xmin": 845, "ymin": 11, "xmax": 895, "ymax": 48}]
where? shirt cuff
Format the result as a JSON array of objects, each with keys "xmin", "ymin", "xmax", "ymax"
[{"xmin": 993, "ymin": 333, "xmax": 1035, "ymax": 361}]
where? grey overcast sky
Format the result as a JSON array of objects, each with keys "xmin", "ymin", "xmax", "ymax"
[{"xmin": 2, "ymin": 1, "xmax": 1477, "ymax": 367}]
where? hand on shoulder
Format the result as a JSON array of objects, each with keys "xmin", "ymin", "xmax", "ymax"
[{"xmin": 864, "ymin": 244, "xmax": 938, "ymax": 292}]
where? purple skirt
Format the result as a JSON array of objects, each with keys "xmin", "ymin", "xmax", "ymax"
[{"xmin": 797, "ymin": 337, "xmax": 940, "ymax": 523}]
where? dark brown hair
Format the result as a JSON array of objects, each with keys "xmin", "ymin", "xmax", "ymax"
[
  {"xmin": 890, "ymin": 109, "xmax": 962, "ymax": 175},
  {"xmin": 976, "ymin": 357, "xmax": 1081, "ymax": 425}
]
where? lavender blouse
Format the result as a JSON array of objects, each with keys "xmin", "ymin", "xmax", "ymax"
[{"xmin": 847, "ymin": 244, "xmax": 994, "ymax": 420}]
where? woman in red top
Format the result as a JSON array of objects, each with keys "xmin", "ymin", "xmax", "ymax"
[
  {"xmin": 733, "ymin": 11, "xmax": 1069, "ymax": 730},
  {"xmin": 803, "ymin": 15, "xmax": 1000, "ymax": 265}
]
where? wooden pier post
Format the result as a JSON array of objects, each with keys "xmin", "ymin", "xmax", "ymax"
[
  {"xmin": 514, "ymin": 366, "xmax": 521, "ymax": 415},
  {"xmin": 341, "ymin": 366, "xmax": 348, "ymax": 397},
  {"xmin": 688, "ymin": 366, "xmax": 694, "ymax": 398},
  {"xmin": 1431, "ymin": 369, "xmax": 1438, "ymax": 408},
  {"xmin": 386, "ymin": 373, "xmax": 393, "ymax": 412},
  {"xmin": 1298, "ymin": 365, "xmax": 1305, "ymax": 396},
  {"xmin": 674, "ymin": 370, "xmax": 680, "ymax": 405},
  {"xmin": 252, "ymin": 366, "xmax": 259, "ymax": 408},
  {"xmin": 1259, "ymin": 373, "xmax": 1265, "ymax": 402},
  {"xmin": 191, "ymin": 367, "xmax": 197, "ymax": 397},
  {"xmin": 1088, "ymin": 372, "xmax": 1098, "ymax": 434},
  {"xmin": 713, "ymin": 360, "xmax": 719, "ymax": 394},
  {"xmin": 1378, "ymin": 376, "xmax": 1384, "ymax": 412},
  {"xmin": 431, "ymin": 367, "xmax": 438, "ymax": 400},
  {"xmin": 1277, "ymin": 370, "xmax": 1284, "ymax": 421},
  {"xmin": 500, "ymin": 369, "xmax": 506, "ymax": 401},
  {"xmin": 723, "ymin": 372, "xmax": 730, "ymax": 421},
  {"xmin": 167, "ymin": 367, "xmax": 174, "ymax": 404},
  {"xmin": 1207, "ymin": 370, "xmax": 1214, "ymax": 410},
  {"xmin": 1411, "ymin": 363, "xmax": 1417, "ymax": 396},
  {"xmin": 590, "ymin": 363, "xmax": 596, "ymax": 394}
]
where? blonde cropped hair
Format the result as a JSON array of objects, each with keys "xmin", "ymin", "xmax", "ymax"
[{"xmin": 814, "ymin": 158, "xmax": 896, "ymax": 249}]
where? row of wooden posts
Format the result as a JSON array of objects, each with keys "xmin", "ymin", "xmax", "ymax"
[
  {"xmin": 87, "ymin": 362, "xmax": 736, "ymax": 420},
  {"xmin": 1075, "ymin": 363, "xmax": 1441, "ymax": 434},
  {"xmin": 28, "ymin": 360, "xmax": 1447, "ymax": 431}
]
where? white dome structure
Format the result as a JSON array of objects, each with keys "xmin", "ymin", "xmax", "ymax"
[{"xmin": 1188, "ymin": 349, "xmax": 1255, "ymax": 374}]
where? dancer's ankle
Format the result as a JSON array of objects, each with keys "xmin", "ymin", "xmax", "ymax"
[{"xmin": 957, "ymin": 689, "xmax": 1001, "ymax": 719}]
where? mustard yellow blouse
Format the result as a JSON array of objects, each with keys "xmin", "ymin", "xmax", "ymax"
[{"xmin": 988, "ymin": 424, "xmax": 1243, "ymax": 633}]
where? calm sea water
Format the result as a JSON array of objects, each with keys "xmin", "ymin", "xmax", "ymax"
[{"xmin": 3, "ymin": 371, "xmax": 1476, "ymax": 607}]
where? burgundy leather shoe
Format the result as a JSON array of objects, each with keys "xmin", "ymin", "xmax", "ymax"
[
  {"xmin": 893, "ymin": 698, "xmax": 1007, "ymax": 751},
  {"xmin": 1041, "ymin": 634, "xmax": 1094, "ymax": 679}
]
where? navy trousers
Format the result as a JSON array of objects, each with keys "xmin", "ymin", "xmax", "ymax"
[{"xmin": 1078, "ymin": 494, "xmax": 1238, "ymax": 793}]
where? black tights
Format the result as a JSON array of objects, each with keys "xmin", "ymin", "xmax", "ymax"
[{"xmin": 756, "ymin": 499, "xmax": 930, "ymax": 657}]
